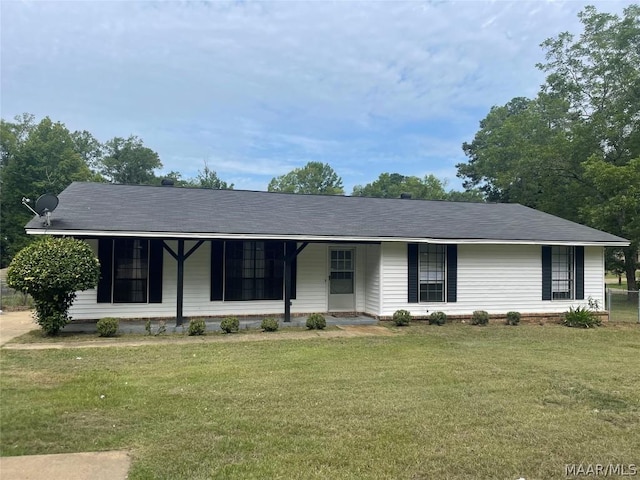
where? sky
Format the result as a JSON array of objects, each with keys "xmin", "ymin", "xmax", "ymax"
[{"xmin": 0, "ymin": 0, "xmax": 634, "ymax": 193}]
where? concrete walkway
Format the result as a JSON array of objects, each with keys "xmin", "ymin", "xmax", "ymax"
[
  {"xmin": 0, "ymin": 310, "xmax": 36, "ymax": 345},
  {"xmin": 0, "ymin": 451, "xmax": 131, "ymax": 480}
]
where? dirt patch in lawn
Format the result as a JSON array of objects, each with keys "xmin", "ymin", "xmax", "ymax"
[{"xmin": 3, "ymin": 324, "xmax": 396, "ymax": 351}]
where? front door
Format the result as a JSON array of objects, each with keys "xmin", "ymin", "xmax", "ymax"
[{"xmin": 328, "ymin": 248, "xmax": 355, "ymax": 312}]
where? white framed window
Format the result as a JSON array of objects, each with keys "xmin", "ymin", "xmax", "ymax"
[
  {"xmin": 419, "ymin": 244, "xmax": 445, "ymax": 302},
  {"xmin": 552, "ymin": 246, "xmax": 574, "ymax": 300}
]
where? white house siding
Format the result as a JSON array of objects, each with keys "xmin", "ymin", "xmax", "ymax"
[
  {"xmin": 364, "ymin": 244, "xmax": 381, "ymax": 316},
  {"xmin": 291, "ymin": 243, "xmax": 328, "ymax": 314},
  {"xmin": 69, "ymin": 240, "xmax": 369, "ymax": 320},
  {"xmin": 379, "ymin": 242, "xmax": 605, "ymax": 317},
  {"xmin": 69, "ymin": 240, "xmax": 603, "ymax": 321},
  {"xmin": 68, "ymin": 239, "xmax": 177, "ymax": 320}
]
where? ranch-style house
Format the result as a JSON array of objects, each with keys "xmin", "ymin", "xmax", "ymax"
[{"xmin": 25, "ymin": 182, "xmax": 629, "ymax": 324}]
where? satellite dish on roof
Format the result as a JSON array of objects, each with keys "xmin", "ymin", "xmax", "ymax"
[
  {"xmin": 34, "ymin": 194, "xmax": 59, "ymax": 216},
  {"xmin": 21, "ymin": 193, "xmax": 59, "ymax": 227}
]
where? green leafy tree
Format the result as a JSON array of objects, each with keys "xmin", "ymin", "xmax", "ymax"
[
  {"xmin": 100, "ymin": 135, "xmax": 162, "ymax": 184},
  {"xmin": 6, "ymin": 237, "xmax": 100, "ymax": 335},
  {"xmin": 1, "ymin": 116, "xmax": 93, "ymax": 266},
  {"xmin": 457, "ymin": 5, "xmax": 640, "ymax": 286},
  {"xmin": 70, "ymin": 130, "xmax": 104, "ymax": 173},
  {"xmin": 188, "ymin": 161, "xmax": 233, "ymax": 189},
  {"xmin": 582, "ymin": 157, "xmax": 640, "ymax": 291},
  {"xmin": 352, "ymin": 172, "xmax": 483, "ymax": 202},
  {"xmin": 352, "ymin": 173, "xmax": 448, "ymax": 200},
  {"xmin": 268, "ymin": 161, "xmax": 344, "ymax": 195}
]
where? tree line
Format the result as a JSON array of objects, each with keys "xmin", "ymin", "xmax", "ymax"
[
  {"xmin": 455, "ymin": 5, "xmax": 639, "ymax": 292},
  {"xmin": 0, "ymin": 114, "xmax": 231, "ymax": 266},
  {"xmin": 2, "ymin": 5, "xmax": 637, "ymax": 285},
  {"xmin": 0, "ymin": 116, "xmax": 472, "ymax": 268}
]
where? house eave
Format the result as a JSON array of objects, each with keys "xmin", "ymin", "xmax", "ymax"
[{"xmin": 25, "ymin": 228, "xmax": 630, "ymax": 247}]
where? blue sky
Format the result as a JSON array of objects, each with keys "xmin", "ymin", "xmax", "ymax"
[{"xmin": 1, "ymin": 0, "xmax": 633, "ymax": 193}]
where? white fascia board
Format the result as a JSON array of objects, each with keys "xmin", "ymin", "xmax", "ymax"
[{"xmin": 25, "ymin": 228, "xmax": 630, "ymax": 247}]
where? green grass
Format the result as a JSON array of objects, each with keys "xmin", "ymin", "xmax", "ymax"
[
  {"xmin": 2, "ymin": 324, "xmax": 639, "ymax": 479},
  {"xmin": 608, "ymin": 292, "xmax": 640, "ymax": 323}
]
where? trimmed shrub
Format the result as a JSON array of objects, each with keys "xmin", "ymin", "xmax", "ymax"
[
  {"xmin": 471, "ymin": 310, "xmax": 490, "ymax": 326},
  {"xmin": 188, "ymin": 318, "xmax": 206, "ymax": 336},
  {"xmin": 306, "ymin": 313, "xmax": 327, "ymax": 330},
  {"xmin": 563, "ymin": 306, "xmax": 601, "ymax": 328},
  {"xmin": 392, "ymin": 309, "xmax": 411, "ymax": 326},
  {"xmin": 97, "ymin": 317, "xmax": 119, "ymax": 337},
  {"xmin": 429, "ymin": 311, "xmax": 447, "ymax": 326},
  {"xmin": 505, "ymin": 311, "xmax": 521, "ymax": 326},
  {"xmin": 261, "ymin": 317, "xmax": 279, "ymax": 332},
  {"xmin": 6, "ymin": 237, "xmax": 100, "ymax": 335},
  {"xmin": 220, "ymin": 316, "xmax": 239, "ymax": 333}
]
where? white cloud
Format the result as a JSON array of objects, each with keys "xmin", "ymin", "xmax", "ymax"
[{"xmin": 1, "ymin": 0, "xmax": 633, "ymax": 192}]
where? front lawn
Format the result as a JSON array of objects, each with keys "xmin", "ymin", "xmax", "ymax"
[{"xmin": 1, "ymin": 324, "xmax": 639, "ymax": 479}]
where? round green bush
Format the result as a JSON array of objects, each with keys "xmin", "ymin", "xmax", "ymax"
[
  {"xmin": 97, "ymin": 317, "xmax": 119, "ymax": 337},
  {"xmin": 261, "ymin": 317, "xmax": 279, "ymax": 332},
  {"xmin": 188, "ymin": 318, "xmax": 206, "ymax": 336},
  {"xmin": 220, "ymin": 316, "xmax": 239, "ymax": 333},
  {"xmin": 505, "ymin": 311, "xmax": 521, "ymax": 326},
  {"xmin": 392, "ymin": 309, "xmax": 411, "ymax": 326},
  {"xmin": 471, "ymin": 310, "xmax": 490, "ymax": 326},
  {"xmin": 7, "ymin": 237, "xmax": 100, "ymax": 335},
  {"xmin": 306, "ymin": 313, "xmax": 326, "ymax": 330},
  {"xmin": 429, "ymin": 311, "xmax": 447, "ymax": 326}
]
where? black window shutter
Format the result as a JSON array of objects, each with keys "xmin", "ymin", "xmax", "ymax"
[
  {"xmin": 210, "ymin": 240, "xmax": 224, "ymax": 301},
  {"xmin": 446, "ymin": 245, "xmax": 457, "ymax": 303},
  {"xmin": 542, "ymin": 246, "xmax": 552, "ymax": 301},
  {"xmin": 97, "ymin": 238, "xmax": 113, "ymax": 303},
  {"xmin": 575, "ymin": 246, "xmax": 584, "ymax": 300},
  {"xmin": 286, "ymin": 241, "xmax": 297, "ymax": 300},
  {"xmin": 148, "ymin": 240, "xmax": 163, "ymax": 303},
  {"xmin": 408, "ymin": 243, "xmax": 418, "ymax": 303}
]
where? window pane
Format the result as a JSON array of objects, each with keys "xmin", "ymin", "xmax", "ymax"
[
  {"xmin": 418, "ymin": 244, "xmax": 445, "ymax": 302},
  {"xmin": 551, "ymin": 246, "xmax": 574, "ymax": 300},
  {"xmin": 420, "ymin": 283, "xmax": 443, "ymax": 303},
  {"xmin": 330, "ymin": 272, "xmax": 354, "ymax": 294},
  {"xmin": 113, "ymin": 239, "xmax": 148, "ymax": 303},
  {"xmin": 225, "ymin": 241, "xmax": 284, "ymax": 301}
]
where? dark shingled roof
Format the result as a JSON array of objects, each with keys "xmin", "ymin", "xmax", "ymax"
[{"xmin": 25, "ymin": 182, "xmax": 628, "ymax": 245}]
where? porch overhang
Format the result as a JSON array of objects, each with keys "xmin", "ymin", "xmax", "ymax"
[{"xmin": 24, "ymin": 228, "xmax": 630, "ymax": 248}]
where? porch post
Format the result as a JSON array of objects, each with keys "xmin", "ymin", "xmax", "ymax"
[
  {"xmin": 284, "ymin": 256, "xmax": 292, "ymax": 323},
  {"xmin": 283, "ymin": 242, "xmax": 309, "ymax": 323},
  {"xmin": 176, "ymin": 239, "xmax": 185, "ymax": 326}
]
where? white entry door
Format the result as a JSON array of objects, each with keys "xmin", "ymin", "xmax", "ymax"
[{"xmin": 328, "ymin": 248, "xmax": 355, "ymax": 312}]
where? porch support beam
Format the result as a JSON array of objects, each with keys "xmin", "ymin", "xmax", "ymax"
[
  {"xmin": 284, "ymin": 242, "xmax": 309, "ymax": 323},
  {"xmin": 163, "ymin": 240, "xmax": 205, "ymax": 326}
]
